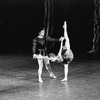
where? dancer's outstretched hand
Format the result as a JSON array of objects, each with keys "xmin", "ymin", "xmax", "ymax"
[
  {"xmin": 33, "ymin": 54, "xmax": 37, "ymax": 59},
  {"xmin": 56, "ymin": 55, "xmax": 63, "ymax": 62},
  {"xmin": 59, "ymin": 36, "xmax": 64, "ymax": 41}
]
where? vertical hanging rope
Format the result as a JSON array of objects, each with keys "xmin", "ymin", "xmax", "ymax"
[
  {"xmin": 88, "ymin": 0, "xmax": 100, "ymax": 53},
  {"xmin": 44, "ymin": 0, "xmax": 50, "ymax": 55},
  {"xmin": 44, "ymin": 0, "xmax": 47, "ymax": 36},
  {"xmin": 44, "ymin": 0, "xmax": 55, "ymax": 53},
  {"xmin": 49, "ymin": 0, "xmax": 54, "ymax": 36},
  {"xmin": 44, "ymin": 0, "xmax": 54, "ymax": 37},
  {"xmin": 44, "ymin": 0, "xmax": 50, "ymax": 38}
]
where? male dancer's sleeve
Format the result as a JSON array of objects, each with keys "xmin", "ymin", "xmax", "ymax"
[
  {"xmin": 47, "ymin": 36, "xmax": 59, "ymax": 42},
  {"xmin": 32, "ymin": 38, "xmax": 37, "ymax": 54}
]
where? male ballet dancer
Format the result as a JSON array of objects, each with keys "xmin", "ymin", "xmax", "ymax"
[
  {"xmin": 33, "ymin": 28, "xmax": 61, "ymax": 83},
  {"xmin": 57, "ymin": 21, "xmax": 74, "ymax": 81}
]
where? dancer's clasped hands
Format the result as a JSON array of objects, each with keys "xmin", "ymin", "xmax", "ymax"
[{"xmin": 59, "ymin": 36, "xmax": 65, "ymax": 41}]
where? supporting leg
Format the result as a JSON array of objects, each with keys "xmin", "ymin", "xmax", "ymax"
[
  {"xmin": 44, "ymin": 59, "xmax": 57, "ymax": 78},
  {"xmin": 61, "ymin": 64, "xmax": 68, "ymax": 82},
  {"xmin": 37, "ymin": 59, "xmax": 44, "ymax": 83}
]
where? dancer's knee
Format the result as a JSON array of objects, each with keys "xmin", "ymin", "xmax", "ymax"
[
  {"xmin": 38, "ymin": 64, "xmax": 43, "ymax": 71},
  {"xmin": 45, "ymin": 63, "xmax": 50, "ymax": 69}
]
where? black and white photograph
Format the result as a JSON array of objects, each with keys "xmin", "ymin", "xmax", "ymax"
[{"xmin": 0, "ymin": 0, "xmax": 100, "ymax": 100}]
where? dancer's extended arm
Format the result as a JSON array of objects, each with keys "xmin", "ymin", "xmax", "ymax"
[{"xmin": 57, "ymin": 37, "xmax": 64, "ymax": 58}]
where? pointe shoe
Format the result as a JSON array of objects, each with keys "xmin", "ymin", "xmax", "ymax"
[
  {"xmin": 61, "ymin": 78, "xmax": 67, "ymax": 82},
  {"xmin": 38, "ymin": 79, "xmax": 43, "ymax": 83},
  {"xmin": 50, "ymin": 74, "xmax": 57, "ymax": 79}
]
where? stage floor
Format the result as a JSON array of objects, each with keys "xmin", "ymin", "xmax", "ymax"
[{"xmin": 0, "ymin": 53, "xmax": 100, "ymax": 100}]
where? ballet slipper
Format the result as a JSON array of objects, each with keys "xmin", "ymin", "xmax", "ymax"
[
  {"xmin": 61, "ymin": 78, "xmax": 67, "ymax": 82},
  {"xmin": 38, "ymin": 79, "xmax": 43, "ymax": 83},
  {"xmin": 50, "ymin": 74, "xmax": 57, "ymax": 79}
]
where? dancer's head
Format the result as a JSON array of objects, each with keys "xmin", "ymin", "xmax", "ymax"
[{"xmin": 38, "ymin": 28, "xmax": 45, "ymax": 38}]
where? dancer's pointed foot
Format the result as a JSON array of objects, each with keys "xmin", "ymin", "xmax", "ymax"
[
  {"xmin": 61, "ymin": 78, "xmax": 67, "ymax": 82},
  {"xmin": 50, "ymin": 74, "xmax": 57, "ymax": 79}
]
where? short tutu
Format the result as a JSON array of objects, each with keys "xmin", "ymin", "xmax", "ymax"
[{"xmin": 61, "ymin": 49, "xmax": 74, "ymax": 64}]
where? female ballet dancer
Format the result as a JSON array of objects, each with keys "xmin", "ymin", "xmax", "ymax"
[{"xmin": 57, "ymin": 21, "xmax": 74, "ymax": 81}]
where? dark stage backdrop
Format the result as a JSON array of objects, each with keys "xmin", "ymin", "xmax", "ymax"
[{"xmin": 0, "ymin": 0, "xmax": 94, "ymax": 55}]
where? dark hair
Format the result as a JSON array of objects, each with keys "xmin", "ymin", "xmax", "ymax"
[{"xmin": 39, "ymin": 27, "xmax": 45, "ymax": 32}]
